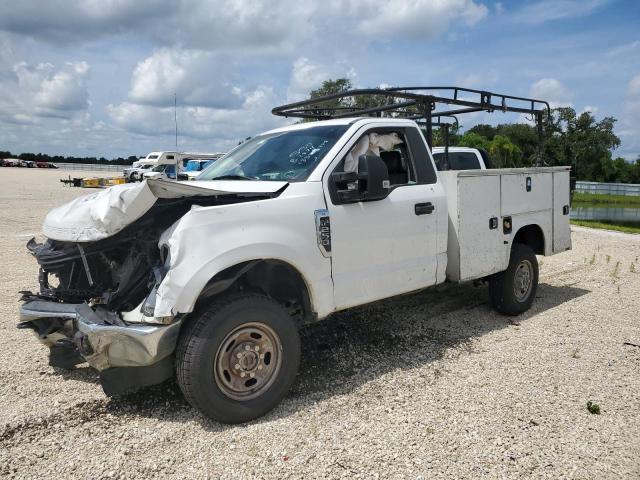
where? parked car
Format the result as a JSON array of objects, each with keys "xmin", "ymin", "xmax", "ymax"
[
  {"xmin": 176, "ymin": 158, "xmax": 218, "ymax": 180},
  {"xmin": 123, "ymin": 162, "xmax": 155, "ymax": 182},
  {"xmin": 143, "ymin": 162, "xmax": 177, "ymax": 180}
]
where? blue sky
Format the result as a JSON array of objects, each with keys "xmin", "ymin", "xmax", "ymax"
[{"xmin": 0, "ymin": 0, "xmax": 639, "ymax": 159}]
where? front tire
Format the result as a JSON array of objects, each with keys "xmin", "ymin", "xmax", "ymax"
[
  {"xmin": 489, "ymin": 243, "xmax": 539, "ymax": 315},
  {"xmin": 176, "ymin": 293, "xmax": 300, "ymax": 423}
]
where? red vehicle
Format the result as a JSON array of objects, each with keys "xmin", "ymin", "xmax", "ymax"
[{"xmin": 36, "ymin": 161, "xmax": 49, "ymax": 168}]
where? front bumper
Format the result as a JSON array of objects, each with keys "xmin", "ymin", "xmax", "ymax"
[{"xmin": 19, "ymin": 300, "xmax": 181, "ymax": 391}]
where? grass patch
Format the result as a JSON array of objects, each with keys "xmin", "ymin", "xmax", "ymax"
[
  {"xmin": 571, "ymin": 219, "xmax": 640, "ymax": 234},
  {"xmin": 573, "ymin": 192, "xmax": 640, "ymax": 206},
  {"xmin": 611, "ymin": 261, "xmax": 620, "ymax": 278},
  {"xmin": 586, "ymin": 401, "xmax": 601, "ymax": 415}
]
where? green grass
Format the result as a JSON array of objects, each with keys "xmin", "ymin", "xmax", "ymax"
[
  {"xmin": 586, "ymin": 401, "xmax": 601, "ymax": 415},
  {"xmin": 571, "ymin": 219, "xmax": 640, "ymax": 234},
  {"xmin": 573, "ymin": 192, "xmax": 640, "ymax": 207}
]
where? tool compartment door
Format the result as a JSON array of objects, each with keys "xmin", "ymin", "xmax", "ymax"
[
  {"xmin": 457, "ymin": 174, "xmax": 505, "ymax": 281},
  {"xmin": 553, "ymin": 171, "xmax": 572, "ymax": 252},
  {"xmin": 500, "ymin": 172, "xmax": 552, "ymax": 216}
]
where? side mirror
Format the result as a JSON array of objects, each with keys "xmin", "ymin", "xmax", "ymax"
[{"xmin": 330, "ymin": 154, "xmax": 389, "ymax": 203}]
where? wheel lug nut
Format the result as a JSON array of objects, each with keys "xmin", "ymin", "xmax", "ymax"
[
  {"xmin": 254, "ymin": 346, "xmax": 260, "ymax": 351},
  {"xmin": 234, "ymin": 364, "xmax": 241, "ymax": 370},
  {"xmin": 259, "ymin": 353, "xmax": 265, "ymax": 359},
  {"xmin": 236, "ymin": 353, "xmax": 242, "ymax": 359},
  {"xmin": 258, "ymin": 365, "xmax": 263, "ymax": 370},
  {"xmin": 250, "ymin": 372, "xmax": 255, "ymax": 378},
  {"xmin": 240, "ymin": 372, "xmax": 246, "ymax": 378},
  {"xmin": 245, "ymin": 345, "xmax": 250, "ymax": 351}
]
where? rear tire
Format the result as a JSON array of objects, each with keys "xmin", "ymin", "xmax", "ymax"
[
  {"xmin": 176, "ymin": 293, "xmax": 300, "ymax": 423},
  {"xmin": 489, "ymin": 243, "xmax": 539, "ymax": 315}
]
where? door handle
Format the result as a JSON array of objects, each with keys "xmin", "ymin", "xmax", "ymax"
[{"xmin": 415, "ymin": 202, "xmax": 434, "ymax": 215}]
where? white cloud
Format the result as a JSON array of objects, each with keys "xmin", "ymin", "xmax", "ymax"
[
  {"xmin": 0, "ymin": 0, "xmax": 488, "ymax": 49},
  {"xmin": 458, "ymin": 71, "xmax": 498, "ymax": 88},
  {"xmin": 606, "ymin": 40, "xmax": 640, "ymax": 58},
  {"xmin": 108, "ymin": 86, "xmax": 285, "ymax": 144},
  {"xmin": 530, "ymin": 78, "xmax": 573, "ymax": 107},
  {"xmin": 511, "ymin": 0, "xmax": 610, "ymax": 24},
  {"xmin": 0, "ymin": 0, "xmax": 316, "ymax": 53},
  {"xmin": 581, "ymin": 105, "xmax": 599, "ymax": 115},
  {"xmin": 617, "ymin": 74, "xmax": 640, "ymax": 159},
  {"xmin": 7, "ymin": 60, "xmax": 90, "ymax": 117},
  {"xmin": 286, "ymin": 58, "xmax": 331, "ymax": 102},
  {"xmin": 628, "ymin": 74, "xmax": 640, "ymax": 97},
  {"xmin": 344, "ymin": 0, "xmax": 488, "ymax": 39},
  {"xmin": 129, "ymin": 48, "xmax": 241, "ymax": 109},
  {"xmin": 286, "ymin": 57, "xmax": 357, "ymax": 102}
]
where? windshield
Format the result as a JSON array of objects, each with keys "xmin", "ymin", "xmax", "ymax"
[
  {"xmin": 198, "ymin": 125, "xmax": 348, "ymax": 182},
  {"xmin": 151, "ymin": 164, "xmax": 167, "ymax": 172}
]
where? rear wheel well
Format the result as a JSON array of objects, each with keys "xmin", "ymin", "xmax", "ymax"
[
  {"xmin": 513, "ymin": 224, "xmax": 545, "ymax": 255},
  {"xmin": 194, "ymin": 260, "xmax": 314, "ymax": 324}
]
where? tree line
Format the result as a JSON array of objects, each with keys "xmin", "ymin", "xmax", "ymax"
[
  {"xmin": 0, "ymin": 151, "xmax": 138, "ymax": 166},
  {"xmin": 309, "ymin": 79, "xmax": 640, "ymax": 184}
]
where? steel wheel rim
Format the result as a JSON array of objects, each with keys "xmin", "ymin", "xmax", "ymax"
[
  {"xmin": 214, "ymin": 322, "xmax": 282, "ymax": 401},
  {"xmin": 513, "ymin": 259, "xmax": 533, "ymax": 302}
]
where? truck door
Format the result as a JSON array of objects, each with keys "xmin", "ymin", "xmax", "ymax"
[{"xmin": 323, "ymin": 125, "xmax": 446, "ymax": 310}]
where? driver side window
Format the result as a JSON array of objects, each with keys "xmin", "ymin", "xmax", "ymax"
[{"xmin": 339, "ymin": 129, "xmax": 416, "ymax": 186}]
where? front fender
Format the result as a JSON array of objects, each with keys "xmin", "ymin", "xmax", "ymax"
[{"xmin": 154, "ymin": 184, "xmax": 334, "ymax": 319}]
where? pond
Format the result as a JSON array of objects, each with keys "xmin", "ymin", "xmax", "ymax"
[{"xmin": 571, "ymin": 205, "xmax": 640, "ymax": 226}]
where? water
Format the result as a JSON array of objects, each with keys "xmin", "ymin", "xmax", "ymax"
[{"xmin": 571, "ymin": 205, "xmax": 640, "ymax": 225}]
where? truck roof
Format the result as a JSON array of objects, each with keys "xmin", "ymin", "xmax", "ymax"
[
  {"xmin": 264, "ymin": 117, "xmax": 417, "ymax": 135},
  {"xmin": 432, "ymin": 146, "xmax": 481, "ymax": 153}
]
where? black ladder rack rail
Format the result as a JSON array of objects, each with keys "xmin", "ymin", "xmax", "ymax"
[{"xmin": 271, "ymin": 86, "xmax": 551, "ymax": 166}]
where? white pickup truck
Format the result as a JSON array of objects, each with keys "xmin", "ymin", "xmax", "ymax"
[
  {"xmin": 432, "ymin": 146, "xmax": 489, "ymax": 170},
  {"xmin": 19, "ymin": 117, "xmax": 571, "ymax": 423}
]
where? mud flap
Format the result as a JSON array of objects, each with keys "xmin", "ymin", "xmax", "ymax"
[{"xmin": 99, "ymin": 355, "xmax": 174, "ymax": 396}]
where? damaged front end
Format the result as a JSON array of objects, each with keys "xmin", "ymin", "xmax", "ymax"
[{"xmin": 18, "ymin": 179, "xmax": 287, "ymax": 395}]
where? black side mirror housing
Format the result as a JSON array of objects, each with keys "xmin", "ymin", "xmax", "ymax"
[{"xmin": 330, "ymin": 154, "xmax": 389, "ymax": 203}]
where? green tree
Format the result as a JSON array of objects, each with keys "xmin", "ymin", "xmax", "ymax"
[
  {"xmin": 467, "ymin": 124, "xmax": 497, "ymax": 141},
  {"xmin": 544, "ymin": 107, "xmax": 620, "ymax": 181},
  {"xmin": 457, "ymin": 131, "xmax": 490, "ymax": 151},
  {"xmin": 307, "ymin": 78, "xmax": 354, "ymax": 120},
  {"xmin": 488, "ymin": 134, "xmax": 523, "ymax": 168}
]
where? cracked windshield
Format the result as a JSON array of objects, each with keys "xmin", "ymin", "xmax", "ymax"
[{"xmin": 197, "ymin": 125, "xmax": 348, "ymax": 181}]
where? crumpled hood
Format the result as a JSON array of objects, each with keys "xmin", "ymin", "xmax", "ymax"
[{"xmin": 42, "ymin": 179, "xmax": 287, "ymax": 242}]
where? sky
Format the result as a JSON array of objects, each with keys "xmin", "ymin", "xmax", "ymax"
[{"xmin": 0, "ymin": 0, "xmax": 639, "ymax": 160}]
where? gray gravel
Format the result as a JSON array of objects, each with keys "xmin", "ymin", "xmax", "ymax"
[{"xmin": 0, "ymin": 168, "xmax": 639, "ymax": 479}]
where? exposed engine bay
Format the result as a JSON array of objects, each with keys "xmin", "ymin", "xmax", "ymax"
[{"xmin": 23, "ymin": 194, "xmax": 273, "ymax": 312}]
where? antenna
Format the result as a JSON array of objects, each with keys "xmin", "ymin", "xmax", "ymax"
[{"xmin": 174, "ymin": 93, "xmax": 178, "ymax": 151}]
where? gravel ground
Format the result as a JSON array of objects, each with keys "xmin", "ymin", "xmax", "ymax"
[{"xmin": 0, "ymin": 168, "xmax": 639, "ymax": 479}]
